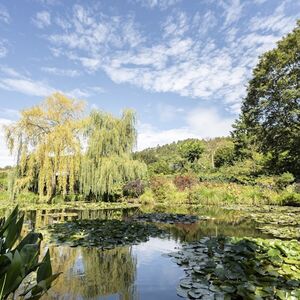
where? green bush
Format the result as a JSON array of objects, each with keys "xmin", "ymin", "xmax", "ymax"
[
  {"xmin": 139, "ymin": 188, "xmax": 155, "ymax": 204},
  {"xmin": 149, "ymin": 176, "xmax": 171, "ymax": 202},
  {"xmin": 275, "ymin": 172, "xmax": 295, "ymax": 190},
  {"xmin": 279, "ymin": 192, "xmax": 300, "ymax": 207},
  {"xmin": 214, "ymin": 143, "xmax": 235, "ymax": 168},
  {"xmin": 0, "ymin": 206, "xmax": 60, "ymax": 299}
]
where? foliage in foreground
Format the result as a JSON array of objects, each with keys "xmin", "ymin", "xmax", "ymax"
[
  {"xmin": 169, "ymin": 236, "xmax": 300, "ymax": 299},
  {"xmin": 0, "ymin": 207, "xmax": 59, "ymax": 299}
]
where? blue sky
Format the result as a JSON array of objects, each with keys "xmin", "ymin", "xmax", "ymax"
[{"xmin": 0, "ymin": 0, "xmax": 299, "ymax": 166}]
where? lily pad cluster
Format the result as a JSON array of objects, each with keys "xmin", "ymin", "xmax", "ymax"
[
  {"xmin": 168, "ymin": 236, "xmax": 300, "ymax": 299},
  {"xmin": 249, "ymin": 208, "xmax": 300, "ymax": 240},
  {"xmin": 132, "ymin": 213, "xmax": 201, "ymax": 224},
  {"xmin": 47, "ymin": 219, "xmax": 166, "ymax": 249},
  {"xmin": 223, "ymin": 205, "xmax": 300, "ymax": 240}
]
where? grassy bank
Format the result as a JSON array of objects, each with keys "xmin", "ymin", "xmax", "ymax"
[{"xmin": 138, "ymin": 175, "xmax": 300, "ymax": 207}]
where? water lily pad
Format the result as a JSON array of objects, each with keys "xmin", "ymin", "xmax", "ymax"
[{"xmin": 47, "ymin": 219, "xmax": 166, "ymax": 249}]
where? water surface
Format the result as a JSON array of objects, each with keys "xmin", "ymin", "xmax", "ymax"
[{"xmin": 20, "ymin": 206, "xmax": 267, "ymax": 299}]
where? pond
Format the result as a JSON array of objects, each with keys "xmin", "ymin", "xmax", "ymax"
[{"xmin": 16, "ymin": 205, "xmax": 274, "ymax": 299}]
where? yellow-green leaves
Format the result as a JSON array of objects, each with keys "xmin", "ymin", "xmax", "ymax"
[{"xmin": 4, "ymin": 93, "xmax": 85, "ymax": 202}]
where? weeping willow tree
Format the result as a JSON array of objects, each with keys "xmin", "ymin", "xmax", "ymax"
[
  {"xmin": 5, "ymin": 93, "xmax": 85, "ymax": 202},
  {"xmin": 80, "ymin": 110, "xmax": 147, "ymax": 201}
]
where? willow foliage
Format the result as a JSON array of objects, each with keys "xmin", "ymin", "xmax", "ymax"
[
  {"xmin": 5, "ymin": 93, "xmax": 85, "ymax": 201},
  {"xmin": 80, "ymin": 110, "xmax": 147, "ymax": 200}
]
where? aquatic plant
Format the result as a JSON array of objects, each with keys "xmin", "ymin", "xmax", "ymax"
[
  {"xmin": 47, "ymin": 219, "xmax": 165, "ymax": 249},
  {"xmin": 133, "ymin": 213, "xmax": 200, "ymax": 224},
  {"xmin": 169, "ymin": 236, "xmax": 300, "ymax": 299}
]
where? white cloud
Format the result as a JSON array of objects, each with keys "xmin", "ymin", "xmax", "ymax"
[
  {"xmin": 0, "ymin": 118, "xmax": 14, "ymax": 167},
  {"xmin": 0, "ymin": 42, "xmax": 7, "ymax": 58},
  {"xmin": 0, "ymin": 66, "xmax": 23, "ymax": 77},
  {"xmin": 193, "ymin": 11, "xmax": 218, "ymax": 36},
  {"xmin": 0, "ymin": 78, "xmax": 54, "ymax": 97},
  {"xmin": 249, "ymin": 2, "xmax": 298, "ymax": 35},
  {"xmin": 48, "ymin": 5, "xmax": 144, "ymax": 58},
  {"xmin": 137, "ymin": 108, "xmax": 234, "ymax": 150},
  {"xmin": 163, "ymin": 12, "xmax": 189, "ymax": 38},
  {"xmin": 45, "ymin": 2, "xmax": 299, "ymax": 113},
  {"xmin": 221, "ymin": 0, "xmax": 243, "ymax": 26},
  {"xmin": 41, "ymin": 67, "xmax": 80, "ymax": 77},
  {"xmin": 134, "ymin": 0, "xmax": 181, "ymax": 10},
  {"xmin": 32, "ymin": 11, "xmax": 51, "ymax": 28},
  {"xmin": 0, "ymin": 66, "xmax": 104, "ymax": 98},
  {"xmin": 66, "ymin": 88, "xmax": 90, "ymax": 99},
  {"xmin": 253, "ymin": 0, "xmax": 267, "ymax": 4},
  {"xmin": 0, "ymin": 4, "xmax": 10, "ymax": 24},
  {"xmin": 88, "ymin": 86, "xmax": 105, "ymax": 94},
  {"xmin": 137, "ymin": 123, "xmax": 197, "ymax": 150},
  {"xmin": 186, "ymin": 108, "xmax": 233, "ymax": 138}
]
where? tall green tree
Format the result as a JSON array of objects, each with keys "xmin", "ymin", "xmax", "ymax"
[
  {"xmin": 179, "ymin": 139, "xmax": 204, "ymax": 163},
  {"xmin": 232, "ymin": 21, "xmax": 300, "ymax": 176},
  {"xmin": 5, "ymin": 93, "xmax": 84, "ymax": 201},
  {"xmin": 80, "ymin": 110, "xmax": 146, "ymax": 201}
]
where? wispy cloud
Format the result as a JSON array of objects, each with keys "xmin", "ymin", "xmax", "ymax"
[
  {"xmin": 41, "ymin": 66, "xmax": 80, "ymax": 77},
  {"xmin": 32, "ymin": 11, "xmax": 51, "ymax": 28},
  {"xmin": 36, "ymin": 2, "xmax": 299, "ymax": 114},
  {"xmin": 0, "ymin": 78, "xmax": 54, "ymax": 97},
  {"xmin": 0, "ymin": 118, "xmax": 15, "ymax": 167},
  {"xmin": 48, "ymin": 5, "xmax": 144, "ymax": 56},
  {"xmin": 0, "ymin": 67, "xmax": 102, "ymax": 98},
  {"xmin": 0, "ymin": 4, "xmax": 10, "ymax": 24},
  {"xmin": 0, "ymin": 41, "xmax": 8, "ymax": 58},
  {"xmin": 249, "ymin": 2, "xmax": 298, "ymax": 35},
  {"xmin": 134, "ymin": 0, "xmax": 181, "ymax": 10},
  {"xmin": 220, "ymin": 0, "xmax": 244, "ymax": 27}
]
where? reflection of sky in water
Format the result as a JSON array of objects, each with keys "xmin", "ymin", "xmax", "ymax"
[{"xmin": 132, "ymin": 237, "xmax": 184, "ymax": 300}]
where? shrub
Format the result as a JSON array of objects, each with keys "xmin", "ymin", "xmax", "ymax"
[
  {"xmin": 275, "ymin": 172, "xmax": 295, "ymax": 190},
  {"xmin": 149, "ymin": 176, "xmax": 170, "ymax": 202},
  {"xmin": 173, "ymin": 174, "xmax": 198, "ymax": 191},
  {"xmin": 123, "ymin": 179, "xmax": 145, "ymax": 198},
  {"xmin": 279, "ymin": 192, "xmax": 300, "ymax": 207},
  {"xmin": 0, "ymin": 206, "xmax": 60, "ymax": 299},
  {"xmin": 139, "ymin": 188, "xmax": 155, "ymax": 204},
  {"xmin": 214, "ymin": 144, "xmax": 235, "ymax": 168}
]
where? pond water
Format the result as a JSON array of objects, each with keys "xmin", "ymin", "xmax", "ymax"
[{"xmin": 19, "ymin": 205, "xmax": 268, "ymax": 299}]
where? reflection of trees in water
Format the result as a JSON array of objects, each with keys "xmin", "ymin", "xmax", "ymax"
[
  {"xmin": 45, "ymin": 245, "xmax": 136, "ymax": 300},
  {"xmin": 23, "ymin": 207, "xmax": 139, "ymax": 230},
  {"xmin": 163, "ymin": 218, "xmax": 266, "ymax": 244}
]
